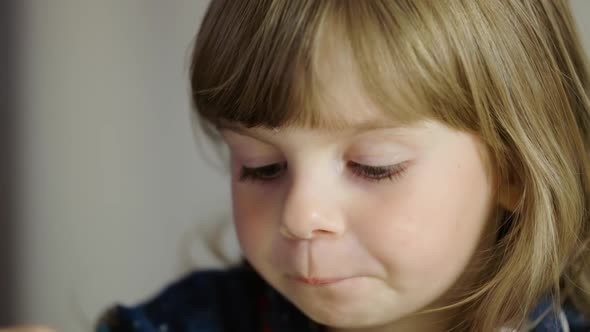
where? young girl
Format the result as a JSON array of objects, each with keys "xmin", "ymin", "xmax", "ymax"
[{"xmin": 94, "ymin": 0, "xmax": 590, "ymax": 331}]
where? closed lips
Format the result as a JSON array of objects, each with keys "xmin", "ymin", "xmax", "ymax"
[{"xmin": 293, "ymin": 276, "xmax": 349, "ymax": 285}]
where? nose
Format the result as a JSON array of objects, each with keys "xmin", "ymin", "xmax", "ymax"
[{"xmin": 279, "ymin": 178, "xmax": 346, "ymax": 240}]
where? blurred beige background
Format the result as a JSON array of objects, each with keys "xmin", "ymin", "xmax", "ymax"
[{"xmin": 13, "ymin": 1, "xmax": 590, "ymax": 331}]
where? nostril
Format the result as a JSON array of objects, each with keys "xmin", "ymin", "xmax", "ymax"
[
  {"xmin": 279, "ymin": 225, "xmax": 301, "ymax": 239},
  {"xmin": 279, "ymin": 223, "xmax": 317, "ymax": 240}
]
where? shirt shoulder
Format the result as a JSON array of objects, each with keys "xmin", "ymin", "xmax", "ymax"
[
  {"xmin": 529, "ymin": 297, "xmax": 590, "ymax": 332},
  {"xmin": 94, "ymin": 266, "xmax": 265, "ymax": 332}
]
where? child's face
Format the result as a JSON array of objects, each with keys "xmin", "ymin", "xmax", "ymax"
[{"xmin": 221, "ymin": 116, "xmax": 498, "ymax": 330}]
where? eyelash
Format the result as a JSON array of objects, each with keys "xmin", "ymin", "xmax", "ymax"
[
  {"xmin": 238, "ymin": 162, "xmax": 408, "ymax": 183},
  {"xmin": 349, "ymin": 162, "xmax": 408, "ymax": 182},
  {"xmin": 239, "ymin": 163, "xmax": 287, "ymax": 182}
]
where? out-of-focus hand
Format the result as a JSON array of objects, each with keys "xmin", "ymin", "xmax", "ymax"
[{"xmin": 0, "ymin": 326, "xmax": 56, "ymax": 332}]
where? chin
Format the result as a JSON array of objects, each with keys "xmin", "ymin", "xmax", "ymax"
[
  {"xmin": 305, "ymin": 307, "xmax": 392, "ymax": 330},
  {"xmin": 292, "ymin": 295, "xmax": 400, "ymax": 329}
]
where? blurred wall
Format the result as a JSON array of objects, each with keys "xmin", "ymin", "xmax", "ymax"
[
  {"xmin": 17, "ymin": 1, "xmax": 237, "ymax": 331},
  {"xmin": 13, "ymin": 1, "xmax": 590, "ymax": 332},
  {"xmin": 574, "ymin": 1, "xmax": 590, "ymax": 50}
]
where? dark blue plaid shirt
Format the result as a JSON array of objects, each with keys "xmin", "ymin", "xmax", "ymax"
[{"xmin": 95, "ymin": 265, "xmax": 589, "ymax": 332}]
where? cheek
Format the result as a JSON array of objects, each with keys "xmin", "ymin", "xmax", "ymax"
[
  {"xmin": 231, "ymin": 182, "xmax": 277, "ymax": 258},
  {"xmin": 357, "ymin": 154, "xmax": 494, "ymax": 280}
]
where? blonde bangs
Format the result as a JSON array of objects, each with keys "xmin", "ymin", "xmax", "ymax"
[
  {"xmin": 190, "ymin": 0, "xmax": 474, "ymax": 131},
  {"xmin": 190, "ymin": 0, "xmax": 320, "ymax": 129},
  {"xmin": 341, "ymin": 1, "xmax": 478, "ymax": 129}
]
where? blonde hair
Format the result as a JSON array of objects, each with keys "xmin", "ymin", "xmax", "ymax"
[{"xmin": 189, "ymin": 0, "xmax": 590, "ymax": 330}]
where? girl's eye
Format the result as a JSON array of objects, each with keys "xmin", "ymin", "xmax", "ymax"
[
  {"xmin": 239, "ymin": 162, "xmax": 287, "ymax": 182},
  {"xmin": 348, "ymin": 161, "xmax": 408, "ymax": 182},
  {"xmin": 238, "ymin": 161, "xmax": 408, "ymax": 184}
]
